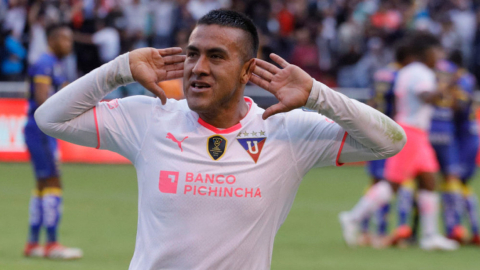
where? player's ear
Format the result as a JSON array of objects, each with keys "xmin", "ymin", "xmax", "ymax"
[{"xmin": 240, "ymin": 58, "xmax": 256, "ymax": 84}]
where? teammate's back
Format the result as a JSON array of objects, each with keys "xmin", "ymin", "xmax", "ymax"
[{"xmin": 394, "ymin": 62, "xmax": 437, "ymax": 130}]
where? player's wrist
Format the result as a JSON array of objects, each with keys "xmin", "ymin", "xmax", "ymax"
[
  {"xmin": 305, "ymin": 79, "xmax": 322, "ymax": 111},
  {"xmin": 94, "ymin": 53, "xmax": 135, "ymax": 97},
  {"xmin": 115, "ymin": 53, "xmax": 135, "ymax": 86}
]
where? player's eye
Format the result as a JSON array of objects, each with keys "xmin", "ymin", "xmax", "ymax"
[
  {"xmin": 187, "ymin": 52, "xmax": 198, "ymax": 58},
  {"xmin": 210, "ymin": 54, "xmax": 223, "ymax": 59}
]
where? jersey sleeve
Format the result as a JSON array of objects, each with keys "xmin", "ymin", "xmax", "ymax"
[
  {"xmin": 34, "ymin": 53, "xmax": 143, "ymax": 162},
  {"xmin": 284, "ymin": 109, "xmax": 347, "ymax": 172},
  {"xmin": 413, "ymin": 68, "xmax": 436, "ymax": 94},
  {"xmin": 31, "ymin": 60, "xmax": 53, "ymax": 85},
  {"xmin": 95, "ymin": 95, "xmax": 156, "ymax": 162},
  {"xmin": 293, "ymin": 79, "xmax": 406, "ymax": 173},
  {"xmin": 459, "ymin": 73, "xmax": 476, "ymax": 96}
]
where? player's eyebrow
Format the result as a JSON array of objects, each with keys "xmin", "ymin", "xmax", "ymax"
[
  {"xmin": 186, "ymin": 45, "xmax": 229, "ymax": 56},
  {"xmin": 206, "ymin": 48, "xmax": 228, "ymax": 56},
  {"xmin": 186, "ymin": 45, "xmax": 199, "ymax": 52}
]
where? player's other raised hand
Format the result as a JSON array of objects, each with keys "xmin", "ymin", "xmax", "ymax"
[
  {"xmin": 129, "ymin": 47, "xmax": 186, "ymax": 104},
  {"xmin": 250, "ymin": 53, "xmax": 314, "ymax": 120}
]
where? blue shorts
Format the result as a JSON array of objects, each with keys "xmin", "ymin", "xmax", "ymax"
[
  {"xmin": 431, "ymin": 141, "xmax": 458, "ymax": 177},
  {"xmin": 24, "ymin": 116, "xmax": 60, "ymax": 180},
  {"xmin": 367, "ymin": 159, "xmax": 386, "ymax": 180},
  {"xmin": 455, "ymin": 134, "xmax": 479, "ymax": 183}
]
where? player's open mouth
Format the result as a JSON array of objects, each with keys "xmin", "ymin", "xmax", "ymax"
[{"xmin": 190, "ymin": 81, "xmax": 212, "ymax": 92}]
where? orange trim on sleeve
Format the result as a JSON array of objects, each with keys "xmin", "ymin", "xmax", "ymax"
[
  {"xmin": 33, "ymin": 75, "xmax": 52, "ymax": 85},
  {"xmin": 93, "ymin": 106, "xmax": 100, "ymax": 149},
  {"xmin": 336, "ymin": 132, "xmax": 348, "ymax": 166}
]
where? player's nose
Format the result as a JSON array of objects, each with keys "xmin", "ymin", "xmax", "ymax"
[{"xmin": 192, "ymin": 55, "xmax": 210, "ymax": 76}]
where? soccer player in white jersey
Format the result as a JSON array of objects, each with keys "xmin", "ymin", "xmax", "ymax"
[
  {"xmin": 34, "ymin": 10, "xmax": 406, "ymax": 269},
  {"xmin": 339, "ymin": 33, "xmax": 459, "ymax": 251}
]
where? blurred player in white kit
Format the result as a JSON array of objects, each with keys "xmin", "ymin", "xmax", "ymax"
[
  {"xmin": 340, "ymin": 33, "xmax": 459, "ymax": 251},
  {"xmin": 35, "ymin": 10, "xmax": 406, "ymax": 269}
]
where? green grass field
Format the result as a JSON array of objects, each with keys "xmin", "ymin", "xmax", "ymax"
[{"xmin": 1, "ymin": 163, "xmax": 480, "ymax": 270}]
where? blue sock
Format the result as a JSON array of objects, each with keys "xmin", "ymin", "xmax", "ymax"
[
  {"xmin": 361, "ymin": 217, "xmax": 370, "ymax": 233},
  {"xmin": 397, "ymin": 183, "xmax": 414, "ymax": 226},
  {"xmin": 42, "ymin": 188, "xmax": 62, "ymax": 243},
  {"xmin": 463, "ymin": 184, "xmax": 480, "ymax": 235},
  {"xmin": 376, "ymin": 203, "xmax": 390, "ymax": 236},
  {"xmin": 360, "ymin": 185, "xmax": 371, "ymax": 233},
  {"xmin": 27, "ymin": 190, "xmax": 42, "ymax": 244},
  {"xmin": 441, "ymin": 181, "xmax": 463, "ymax": 236}
]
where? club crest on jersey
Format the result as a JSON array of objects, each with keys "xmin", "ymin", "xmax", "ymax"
[
  {"xmin": 207, "ymin": 135, "xmax": 227, "ymax": 160},
  {"xmin": 237, "ymin": 131, "xmax": 267, "ymax": 163}
]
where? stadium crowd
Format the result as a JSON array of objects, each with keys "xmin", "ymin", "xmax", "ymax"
[{"xmin": 1, "ymin": 0, "xmax": 480, "ymax": 91}]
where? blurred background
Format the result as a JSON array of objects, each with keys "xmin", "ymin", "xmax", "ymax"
[
  {"xmin": 3, "ymin": 0, "xmax": 480, "ymax": 94},
  {"xmin": 1, "ymin": 0, "xmax": 480, "ymax": 269}
]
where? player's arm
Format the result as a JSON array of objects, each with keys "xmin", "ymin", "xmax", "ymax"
[
  {"xmin": 31, "ymin": 61, "xmax": 55, "ymax": 105},
  {"xmin": 418, "ymin": 71, "xmax": 447, "ymax": 105},
  {"xmin": 250, "ymin": 54, "xmax": 406, "ymax": 163},
  {"xmin": 34, "ymin": 48, "xmax": 185, "ymax": 148},
  {"xmin": 452, "ymin": 75, "xmax": 475, "ymax": 111},
  {"xmin": 33, "ymin": 81, "xmax": 50, "ymax": 105},
  {"xmin": 418, "ymin": 90, "xmax": 443, "ymax": 105},
  {"xmin": 72, "ymin": 32, "xmax": 94, "ymax": 44}
]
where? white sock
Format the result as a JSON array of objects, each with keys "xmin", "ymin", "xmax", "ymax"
[
  {"xmin": 418, "ymin": 190, "xmax": 440, "ymax": 238},
  {"xmin": 348, "ymin": 181, "xmax": 393, "ymax": 222}
]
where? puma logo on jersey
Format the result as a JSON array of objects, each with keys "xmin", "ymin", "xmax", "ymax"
[
  {"xmin": 106, "ymin": 99, "xmax": 119, "ymax": 109},
  {"xmin": 166, "ymin": 133, "xmax": 188, "ymax": 152}
]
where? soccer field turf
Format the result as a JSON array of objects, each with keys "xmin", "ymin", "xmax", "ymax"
[{"xmin": 1, "ymin": 163, "xmax": 479, "ymax": 270}]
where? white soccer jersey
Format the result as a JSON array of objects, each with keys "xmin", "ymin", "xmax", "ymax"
[
  {"xmin": 34, "ymin": 53, "xmax": 405, "ymax": 270},
  {"xmin": 95, "ymin": 96, "xmax": 345, "ymax": 269},
  {"xmin": 394, "ymin": 62, "xmax": 437, "ymax": 131}
]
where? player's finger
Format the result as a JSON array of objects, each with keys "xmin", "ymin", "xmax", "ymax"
[
  {"xmin": 163, "ymin": 55, "xmax": 186, "ymax": 65},
  {"xmin": 262, "ymin": 102, "xmax": 288, "ymax": 120},
  {"xmin": 146, "ymin": 82, "xmax": 167, "ymax": 104},
  {"xmin": 165, "ymin": 70, "xmax": 184, "ymax": 81},
  {"xmin": 249, "ymin": 74, "xmax": 275, "ymax": 94},
  {"xmin": 158, "ymin": 47, "xmax": 183, "ymax": 56},
  {"xmin": 255, "ymin": 58, "xmax": 280, "ymax": 74},
  {"xmin": 253, "ymin": 65, "xmax": 273, "ymax": 82},
  {"xmin": 165, "ymin": 62, "xmax": 184, "ymax": 71},
  {"xmin": 270, "ymin": 53, "xmax": 289, "ymax": 68}
]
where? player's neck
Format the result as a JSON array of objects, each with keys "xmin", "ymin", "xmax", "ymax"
[
  {"xmin": 47, "ymin": 47, "xmax": 62, "ymax": 60},
  {"xmin": 198, "ymin": 97, "xmax": 249, "ymax": 129}
]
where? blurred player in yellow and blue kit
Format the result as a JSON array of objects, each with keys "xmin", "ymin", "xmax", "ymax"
[
  {"xmin": 23, "ymin": 24, "xmax": 82, "ymax": 259},
  {"xmin": 448, "ymin": 51, "xmax": 480, "ymax": 245},
  {"xmin": 431, "ymin": 56, "xmax": 465, "ymax": 242}
]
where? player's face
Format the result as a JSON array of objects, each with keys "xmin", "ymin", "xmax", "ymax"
[
  {"xmin": 184, "ymin": 25, "xmax": 253, "ymax": 113},
  {"xmin": 52, "ymin": 28, "xmax": 73, "ymax": 58},
  {"xmin": 425, "ymin": 46, "xmax": 443, "ymax": 69}
]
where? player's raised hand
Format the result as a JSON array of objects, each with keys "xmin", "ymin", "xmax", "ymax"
[
  {"xmin": 250, "ymin": 53, "xmax": 313, "ymax": 119},
  {"xmin": 129, "ymin": 47, "xmax": 185, "ymax": 104}
]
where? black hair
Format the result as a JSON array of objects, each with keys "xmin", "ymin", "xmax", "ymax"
[
  {"xmin": 448, "ymin": 50, "xmax": 463, "ymax": 67},
  {"xmin": 408, "ymin": 32, "xmax": 441, "ymax": 60},
  {"xmin": 46, "ymin": 24, "xmax": 70, "ymax": 38},
  {"xmin": 394, "ymin": 40, "xmax": 413, "ymax": 63},
  {"xmin": 197, "ymin": 9, "xmax": 259, "ymax": 60}
]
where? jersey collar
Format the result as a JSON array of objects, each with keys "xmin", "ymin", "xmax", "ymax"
[{"xmin": 194, "ymin": 97, "xmax": 256, "ymax": 134}]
